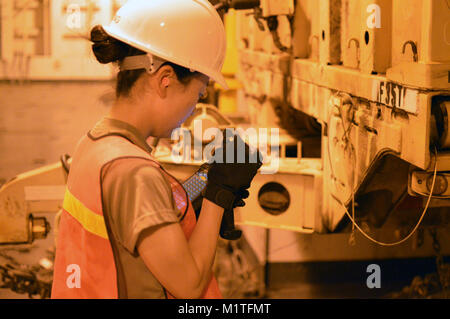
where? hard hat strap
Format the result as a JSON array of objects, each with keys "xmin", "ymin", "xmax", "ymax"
[{"xmin": 119, "ymin": 53, "xmax": 166, "ymax": 74}]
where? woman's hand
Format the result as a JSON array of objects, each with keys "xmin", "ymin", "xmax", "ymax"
[{"xmin": 203, "ymin": 130, "xmax": 263, "ymax": 210}]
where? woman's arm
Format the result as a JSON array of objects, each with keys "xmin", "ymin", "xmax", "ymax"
[{"xmin": 136, "ymin": 198, "xmax": 223, "ymax": 299}]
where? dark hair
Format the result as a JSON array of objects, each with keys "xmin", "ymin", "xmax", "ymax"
[{"xmin": 90, "ymin": 25, "xmax": 199, "ymax": 98}]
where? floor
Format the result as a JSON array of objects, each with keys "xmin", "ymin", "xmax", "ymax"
[{"xmin": 0, "ymin": 82, "xmax": 448, "ymax": 299}]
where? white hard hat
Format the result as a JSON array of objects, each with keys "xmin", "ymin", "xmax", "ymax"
[{"xmin": 103, "ymin": 0, "xmax": 228, "ymax": 89}]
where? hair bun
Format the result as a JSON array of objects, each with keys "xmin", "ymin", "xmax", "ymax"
[{"xmin": 90, "ymin": 25, "xmax": 126, "ymax": 64}]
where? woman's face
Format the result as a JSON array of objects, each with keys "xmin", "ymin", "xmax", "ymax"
[{"xmin": 158, "ymin": 74, "xmax": 209, "ymax": 138}]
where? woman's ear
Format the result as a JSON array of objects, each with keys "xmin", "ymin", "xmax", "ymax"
[
  {"xmin": 154, "ymin": 65, "xmax": 175, "ymax": 99},
  {"xmin": 162, "ymin": 77, "xmax": 170, "ymax": 87}
]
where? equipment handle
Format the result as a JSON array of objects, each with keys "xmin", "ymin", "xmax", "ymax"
[{"xmin": 219, "ymin": 207, "xmax": 242, "ymax": 240}]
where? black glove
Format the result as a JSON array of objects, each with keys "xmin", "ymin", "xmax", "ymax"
[
  {"xmin": 233, "ymin": 188, "xmax": 249, "ymax": 207},
  {"xmin": 202, "ymin": 130, "xmax": 263, "ymax": 210}
]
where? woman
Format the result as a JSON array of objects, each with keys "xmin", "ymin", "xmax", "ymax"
[{"xmin": 51, "ymin": 0, "xmax": 261, "ymax": 299}]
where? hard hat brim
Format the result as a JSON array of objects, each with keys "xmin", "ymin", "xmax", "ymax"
[{"xmin": 212, "ymin": 72, "xmax": 229, "ymax": 90}]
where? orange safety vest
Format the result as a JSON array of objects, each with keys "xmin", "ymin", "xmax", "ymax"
[{"xmin": 51, "ymin": 133, "xmax": 222, "ymax": 299}]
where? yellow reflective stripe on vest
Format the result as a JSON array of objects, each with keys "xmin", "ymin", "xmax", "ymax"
[{"xmin": 63, "ymin": 188, "xmax": 108, "ymax": 239}]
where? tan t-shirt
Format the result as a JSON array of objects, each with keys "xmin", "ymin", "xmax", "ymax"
[{"xmin": 91, "ymin": 117, "xmax": 181, "ymax": 298}]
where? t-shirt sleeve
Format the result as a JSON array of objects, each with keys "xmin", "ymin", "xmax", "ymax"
[{"xmin": 101, "ymin": 158, "xmax": 182, "ymax": 254}]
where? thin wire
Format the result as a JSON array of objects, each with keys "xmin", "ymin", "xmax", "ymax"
[
  {"xmin": 340, "ymin": 153, "xmax": 436, "ymax": 246},
  {"xmin": 339, "ymin": 107, "xmax": 357, "ymax": 240},
  {"xmin": 326, "ymin": 93, "xmax": 438, "ymax": 247}
]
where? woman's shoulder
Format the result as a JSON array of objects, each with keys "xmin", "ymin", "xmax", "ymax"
[{"xmin": 101, "ymin": 156, "xmax": 166, "ymax": 183}]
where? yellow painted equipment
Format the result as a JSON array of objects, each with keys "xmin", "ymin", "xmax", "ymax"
[{"xmin": 1, "ymin": 0, "xmax": 450, "ymax": 264}]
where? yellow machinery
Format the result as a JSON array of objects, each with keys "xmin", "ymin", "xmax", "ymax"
[{"xmin": 1, "ymin": 0, "xmax": 450, "ymax": 282}]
